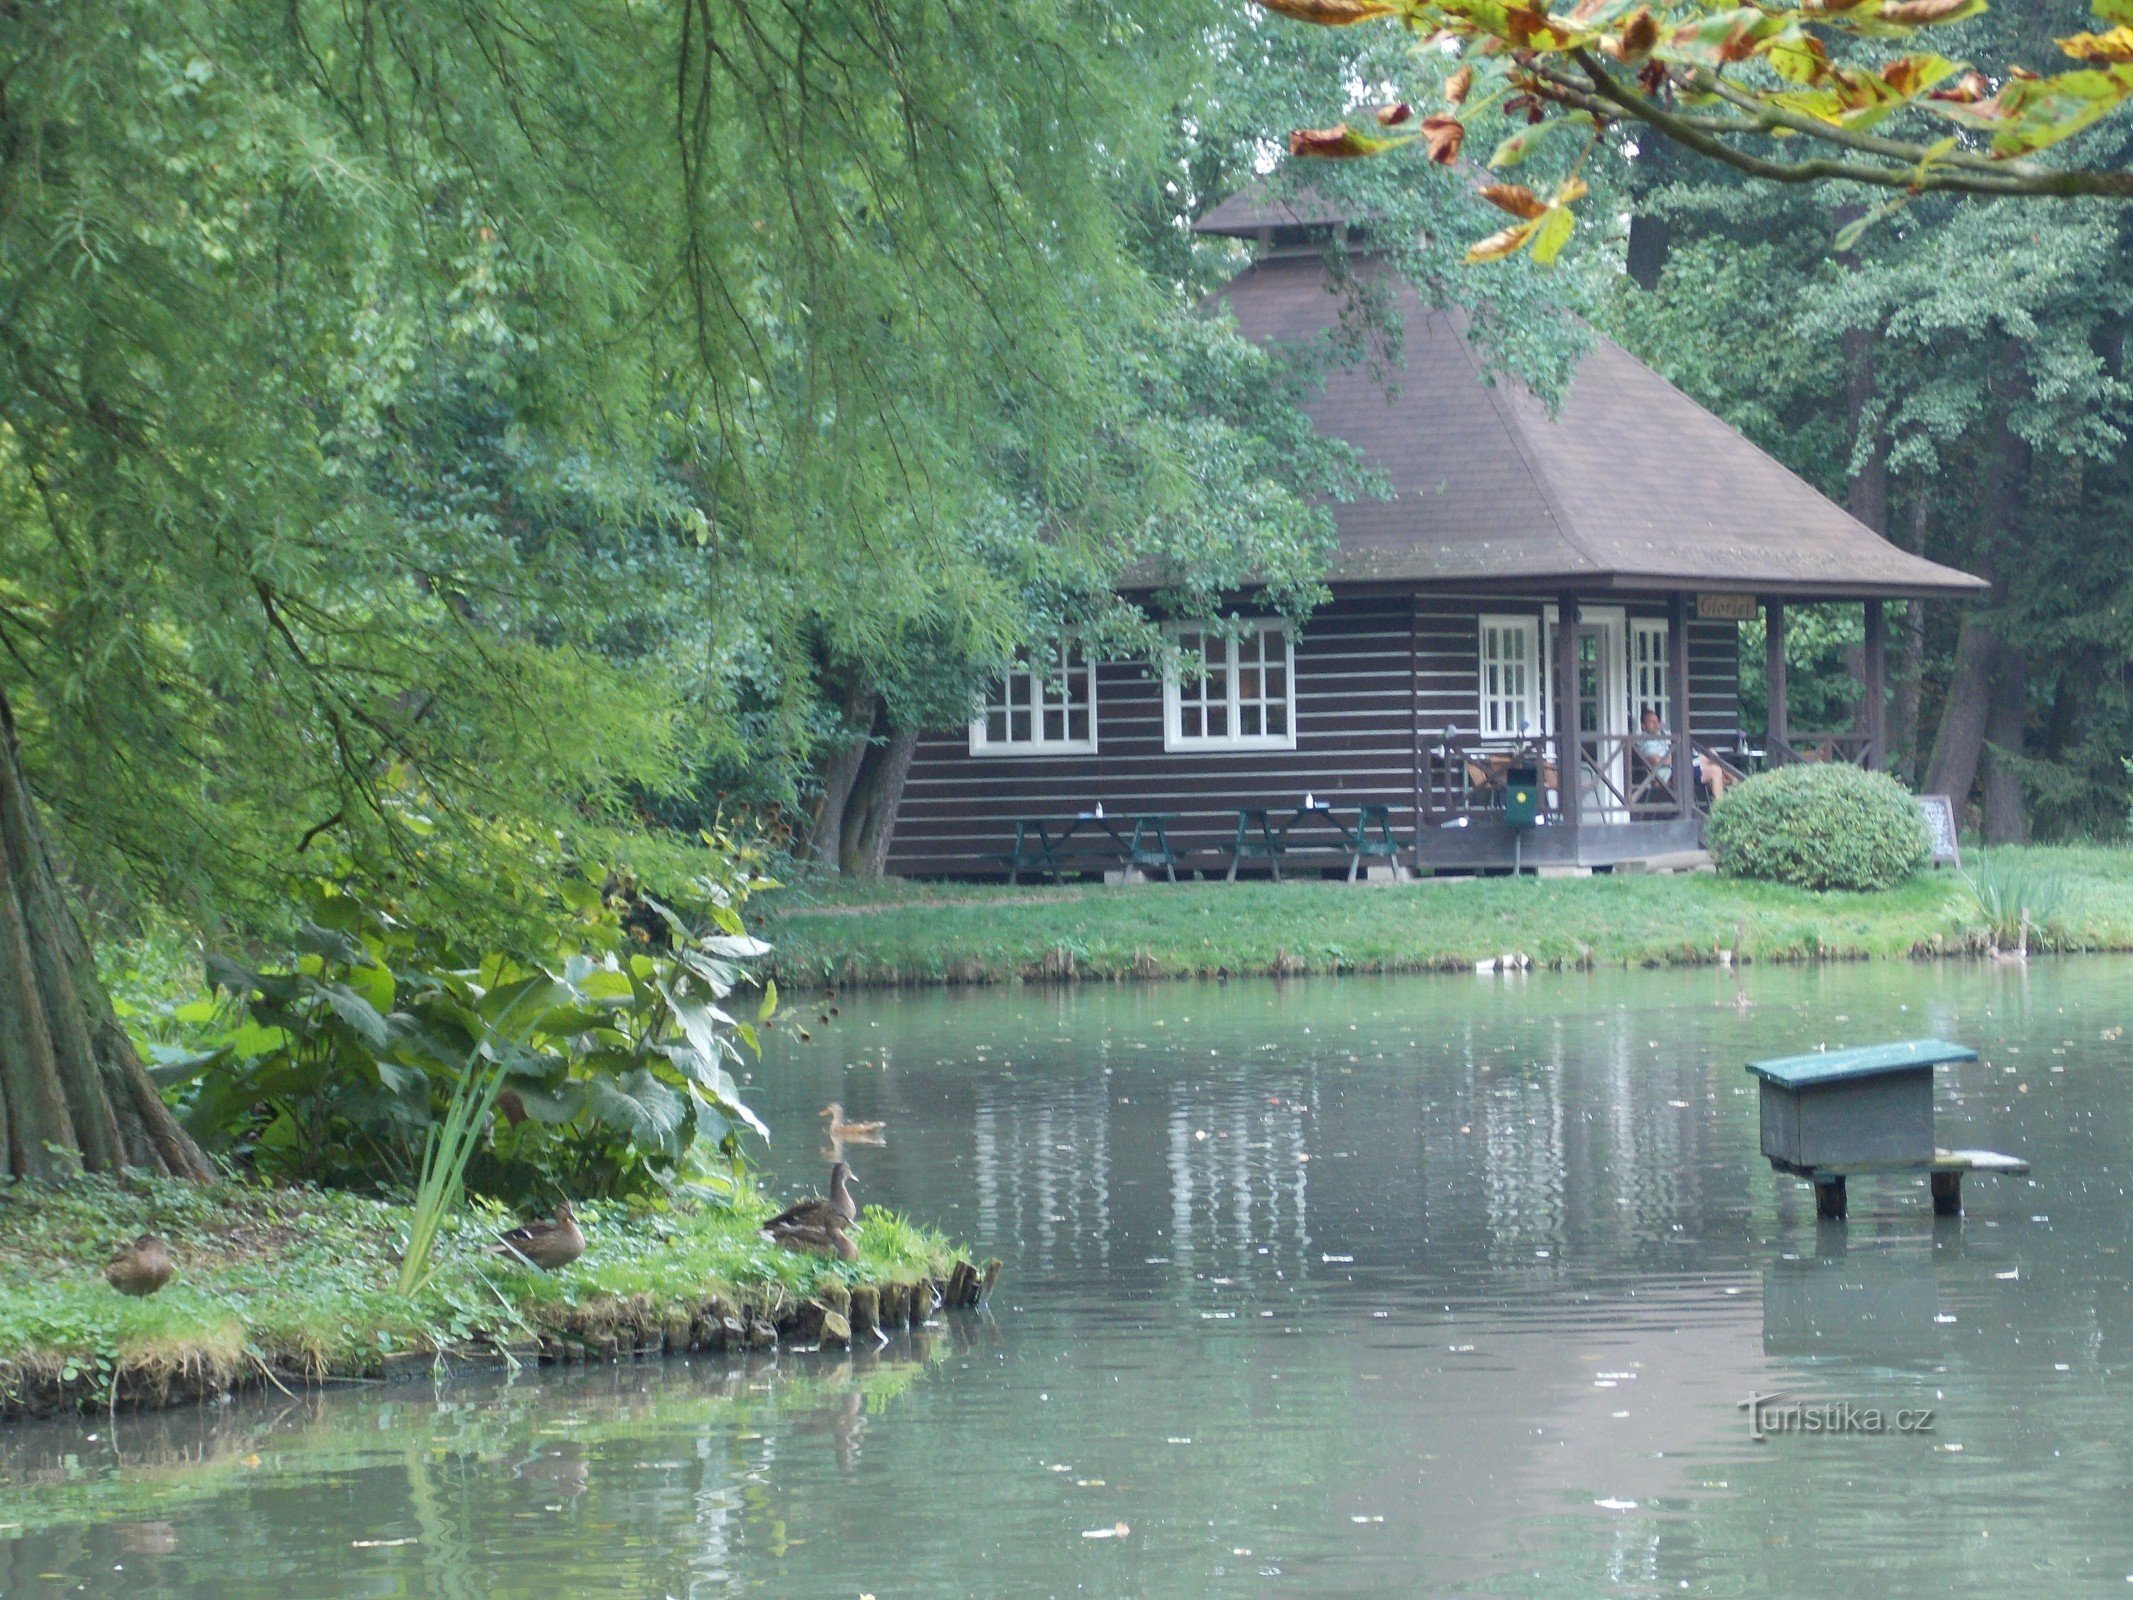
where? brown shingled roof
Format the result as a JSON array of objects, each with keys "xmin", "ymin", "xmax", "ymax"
[{"xmin": 1198, "ymin": 248, "xmax": 1986, "ymax": 598}]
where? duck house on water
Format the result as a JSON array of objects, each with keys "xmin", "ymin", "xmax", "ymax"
[{"xmin": 1749, "ymin": 1038, "xmax": 2029, "ymax": 1220}]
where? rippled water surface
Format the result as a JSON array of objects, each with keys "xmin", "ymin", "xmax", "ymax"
[{"xmin": 6, "ymin": 958, "xmax": 2133, "ymax": 1598}]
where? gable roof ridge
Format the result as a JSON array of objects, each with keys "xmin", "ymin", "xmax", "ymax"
[{"xmin": 1446, "ymin": 308, "xmax": 1603, "ymax": 577}]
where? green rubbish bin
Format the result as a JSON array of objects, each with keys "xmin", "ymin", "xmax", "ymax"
[{"xmin": 1503, "ymin": 763, "xmax": 1542, "ymax": 830}]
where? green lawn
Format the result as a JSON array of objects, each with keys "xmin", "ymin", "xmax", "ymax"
[
  {"xmin": 756, "ymin": 845, "xmax": 2133, "ymax": 986},
  {"xmin": 0, "ymin": 1174, "xmax": 966, "ymax": 1418}
]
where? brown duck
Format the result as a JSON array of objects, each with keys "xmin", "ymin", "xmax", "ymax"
[
  {"xmin": 767, "ymin": 1220, "xmax": 859, "ymax": 1262},
  {"xmin": 764, "ymin": 1161, "xmax": 858, "ymax": 1235},
  {"xmin": 489, "ymin": 1201, "xmax": 585, "ymax": 1270},
  {"xmin": 820, "ymin": 1103, "xmax": 885, "ymax": 1145},
  {"xmin": 105, "ymin": 1234, "xmax": 175, "ymax": 1297}
]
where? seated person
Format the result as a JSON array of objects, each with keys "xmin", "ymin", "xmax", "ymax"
[
  {"xmin": 1635, "ymin": 708, "xmax": 1674, "ymax": 786},
  {"xmin": 1635, "ymin": 708, "xmax": 1730, "ymax": 802}
]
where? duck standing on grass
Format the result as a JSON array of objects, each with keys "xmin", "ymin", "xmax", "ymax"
[
  {"xmin": 763, "ymin": 1161, "xmax": 860, "ymax": 1260},
  {"xmin": 490, "ymin": 1201, "xmax": 585, "ymax": 1270},
  {"xmin": 105, "ymin": 1234, "xmax": 175, "ymax": 1297}
]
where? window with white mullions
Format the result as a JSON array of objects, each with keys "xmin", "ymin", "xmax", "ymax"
[
  {"xmin": 1477, "ymin": 614, "xmax": 1542, "ymax": 739},
  {"xmin": 1163, "ymin": 620, "xmax": 1296, "ymax": 752},
  {"xmin": 1630, "ymin": 619, "xmax": 1670, "ymax": 726},
  {"xmin": 968, "ymin": 642, "xmax": 1097, "ymax": 755}
]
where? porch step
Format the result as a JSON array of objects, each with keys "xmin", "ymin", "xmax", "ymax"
[{"xmin": 1612, "ymin": 850, "xmax": 1714, "ymax": 876}]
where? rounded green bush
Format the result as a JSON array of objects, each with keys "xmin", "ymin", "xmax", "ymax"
[{"xmin": 1706, "ymin": 763, "xmax": 1930, "ymax": 891}]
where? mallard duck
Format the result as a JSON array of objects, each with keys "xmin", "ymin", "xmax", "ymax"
[
  {"xmin": 489, "ymin": 1201, "xmax": 585, "ymax": 1270},
  {"xmin": 105, "ymin": 1234, "xmax": 174, "ymax": 1297},
  {"xmin": 765, "ymin": 1161, "xmax": 857, "ymax": 1233},
  {"xmin": 821, "ymin": 1103, "xmax": 885, "ymax": 1143},
  {"xmin": 767, "ymin": 1219, "xmax": 858, "ymax": 1262}
]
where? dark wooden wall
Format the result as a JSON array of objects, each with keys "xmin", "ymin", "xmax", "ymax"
[{"xmin": 883, "ymin": 588, "xmax": 1743, "ymax": 879}]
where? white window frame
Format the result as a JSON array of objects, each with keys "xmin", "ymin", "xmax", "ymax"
[
  {"xmin": 1162, "ymin": 619, "xmax": 1298, "ymax": 753},
  {"xmin": 1630, "ymin": 619, "xmax": 1670, "ymax": 727},
  {"xmin": 1476, "ymin": 614, "xmax": 1543, "ymax": 740},
  {"xmin": 967, "ymin": 642, "xmax": 1098, "ymax": 756}
]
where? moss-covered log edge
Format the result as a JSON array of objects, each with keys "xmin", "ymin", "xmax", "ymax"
[{"xmin": 0, "ymin": 1258, "xmax": 1001, "ymax": 1423}]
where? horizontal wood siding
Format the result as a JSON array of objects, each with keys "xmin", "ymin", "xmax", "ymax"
[
  {"xmin": 883, "ymin": 590, "xmax": 1749, "ymax": 879},
  {"xmin": 887, "ymin": 593, "xmax": 1418, "ymax": 878},
  {"xmin": 1687, "ymin": 619, "xmax": 1744, "ymax": 747}
]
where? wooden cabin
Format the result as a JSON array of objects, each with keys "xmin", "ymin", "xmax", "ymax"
[{"xmin": 882, "ymin": 193, "xmax": 1987, "ymax": 879}]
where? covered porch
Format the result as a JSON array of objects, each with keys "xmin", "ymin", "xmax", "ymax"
[{"xmin": 1413, "ymin": 589, "xmax": 1913, "ymax": 872}]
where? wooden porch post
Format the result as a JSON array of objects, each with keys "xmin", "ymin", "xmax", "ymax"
[
  {"xmin": 1556, "ymin": 592, "xmax": 1581, "ymax": 849},
  {"xmin": 1409, "ymin": 592, "xmax": 1425, "ymax": 868},
  {"xmin": 1668, "ymin": 592, "xmax": 1693, "ymax": 818},
  {"xmin": 1763, "ymin": 598, "xmax": 1789, "ymax": 765},
  {"xmin": 1862, "ymin": 597, "xmax": 1887, "ymax": 771}
]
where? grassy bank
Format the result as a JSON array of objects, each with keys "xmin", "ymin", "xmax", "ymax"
[
  {"xmin": 756, "ymin": 845, "xmax": 2133, "ymax": 986},
  {"xmin": 0, "ymin": 1175, "xmax": 981, "ymax": 1420}
]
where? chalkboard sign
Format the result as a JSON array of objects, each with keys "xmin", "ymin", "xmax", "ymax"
[{"xmin": 1915, "ymin": 794, "xmax": 1960, "ymax": 867}]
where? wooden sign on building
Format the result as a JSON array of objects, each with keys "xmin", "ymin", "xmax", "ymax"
[{"xmin": 1696, "ymin": 593, "xmax": 1758, "ymax": 622}]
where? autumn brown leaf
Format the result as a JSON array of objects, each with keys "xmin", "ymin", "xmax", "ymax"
[
  {"xmin": 1253, "ymin": 0, "xmax": 1401, "ymax": 23},
  {"xmin": 1615, "ymin": 7, "xmax": 1661, "ymax": 60},
  {"xmin": 1879, "ymin": 0, "xmax": 1975, "ymax": 24},
  {"xmin": 1421, "ymin": 112, "xmax": 1466, "ymax": 163},
  {"xmin": 1289, "ymin": 123, "xmax": 1385, "ymax": 158},
  {"xmin": 1377, "ymin": 101, "xmax": 1415, "ymax": 125},
  {"xmin": 1928, "ymin": 69, "xmax": 1991, "ymax": 102},
  {"xmin": 1478, "ymin": 183, "xmax": 1549, "ymax": 218},
  {"xmin": 1446, "ymin": 65, "xmax": 1474, "ymax": 104},
  {"xmin": 2057, "ymin": 25, "xmax": 2133, "ymax": 63},
  {"xmin": 1466, "ymin": 220, "xmax": 1540, "ymax": 263}
]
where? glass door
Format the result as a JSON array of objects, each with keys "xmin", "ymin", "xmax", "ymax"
[{"xmin": 1544, "ymin": 609, "xmax": 1628, "ymax": 822}]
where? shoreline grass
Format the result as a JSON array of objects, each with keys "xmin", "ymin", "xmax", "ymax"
[
  {"xmin": 755, "ymin": 845, "xmax": 2133, "ymax": 986},
  {"xmin": 0, "ymin": 1174, "xmax": 976, "ymax": 1421}
]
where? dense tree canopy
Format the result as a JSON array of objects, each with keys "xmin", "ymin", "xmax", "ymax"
[
  {"xmin": 0, "ymin": 0, "xmax": 1379, "ymax": 925},
  {"xmin": 0, "ymin": 0, "xmax": 1390, "ymax": 1176}
]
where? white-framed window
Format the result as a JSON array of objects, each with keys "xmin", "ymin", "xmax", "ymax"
[
  {"xmin": 1630, "ymin": 620, "xmax": 1669, "ymax": 726},
  {"xmin": 1163, "ymin": 620, "xmax": 1297, "ymax": 752},
  {"xmin": 968, "ymin": 642, "xmax": 1097, "ymax": 755},
  {"xmin": 1477, "ymin": 614, "xmax": 1542, "ymax": 739}
]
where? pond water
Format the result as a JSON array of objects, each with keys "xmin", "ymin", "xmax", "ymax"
[{"xmin": 6, "ymin": 958, "xmax": 2133, "ymax": 1598}]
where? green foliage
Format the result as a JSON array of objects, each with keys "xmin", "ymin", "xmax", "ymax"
[
  {"xmin": 0, "ymin": 1172, "xmax": 961, "ymax": 1408},
  {"xmin": 1707, "ymin": 765, "xmax": 1932, "ymax": 891},
  {"xmin": 166, "ymin": 848, "xmax": 775, "ymax": 1205},
  {"xmin": 1964, "ymin": 852, "xmax": 2073, "ymax": 947},
  {"xmin": 3, "ymin": 0, "xmax": 1392, "ymax": 929}
]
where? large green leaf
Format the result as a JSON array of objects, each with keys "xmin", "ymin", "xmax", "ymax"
[{"xmin": 586, "ymin": 1070, "xmax": 689, "ymax": 1154}]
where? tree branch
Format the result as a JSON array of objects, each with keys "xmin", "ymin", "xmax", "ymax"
[{"xmin": 1564, "ymin": 49, "xmax": 2133, "ymax": 200}]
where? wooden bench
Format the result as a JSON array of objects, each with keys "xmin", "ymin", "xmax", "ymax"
[{"xmin": 1748, "ymin": 1038, "xmax": 2029, "ymax": 1220}]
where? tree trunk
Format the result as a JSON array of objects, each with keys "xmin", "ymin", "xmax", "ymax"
[
  {"xmin": 0, "ymin": 684, "xmax": 213, "ymax": 1181},
  {"xmin": 1982, "ymin": 638, "xmax": 2029, "ymax": 844},
  {"xmin": 1923, "ymin": 358, "xmax": 2028, "ymax": 815},
  {"xmin": 840, "ymin": 727, "xmax": 920, "ymax": 880},
  {"xmin": 800, "ymin": 676, "xmax": 878, "ymax": 871},
  {"xmin": 1842, "ymin": 327, "xmax": 1888, "ymax": 535},
  {"xmin": 1892, "ymin": 496, "xmax": 1930, "ymax": 781},
  {"xmin": 1924, "ymin": 611, "xmax": 1996, "ymax": 813}
]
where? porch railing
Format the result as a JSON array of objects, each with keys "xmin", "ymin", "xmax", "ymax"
[{"xmin": 1420, "ymin": 731, "xmax": 1730, "ymax": 825}]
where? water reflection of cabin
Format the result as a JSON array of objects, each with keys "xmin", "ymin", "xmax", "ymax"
[{"xmin": 883, "ymin": 194, "xmax": 1987, "ymax": 878}]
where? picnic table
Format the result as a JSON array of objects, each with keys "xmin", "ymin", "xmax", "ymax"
[
  {"xmin": 997, "ymin": 810, "xmax": 1182, "ymax": 884},
  {"xmin": 1227, "ymin": 798, "xmax": 1402, "ymax": 883}
]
